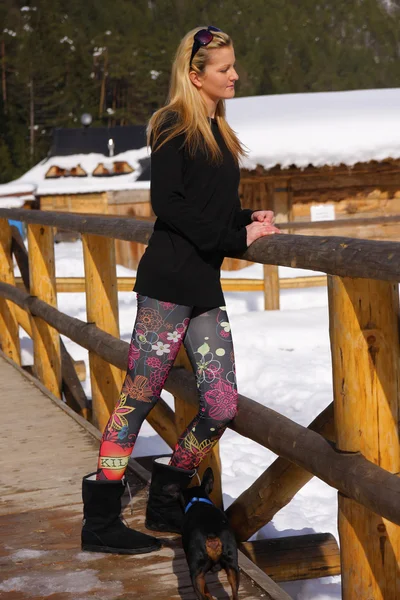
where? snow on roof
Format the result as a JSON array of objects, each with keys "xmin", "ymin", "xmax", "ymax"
[
  {"xmin": 0, "ymin": 194, "xmax": 35, "ymax": 208},
  {"xmin": 0, "ymin": 147, "xmax": 150, "ymax": 198},
  {"xmin": 226, "ymin": 87, "xmax": 400, "ymax": 170},
  {"xmin": 1, "ymin": 87, "xmax": 399, "ymax": 199},
  {"xmin": 0, "ymin": 182, "xmax": 36, "ymax": 197}
]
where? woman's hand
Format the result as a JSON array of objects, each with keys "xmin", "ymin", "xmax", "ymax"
[
  {"xmin": 251, "ymin": 210, "xmax": 275, "ymax": 224},
  {"xmin": 245, "ymin": 220, "xmax": 281, "ymax": 246}
]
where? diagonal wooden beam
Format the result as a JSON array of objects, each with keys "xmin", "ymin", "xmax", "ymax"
[{"xmin": 226, "ymin": 403, "xmax": 335, "ymax": 541}]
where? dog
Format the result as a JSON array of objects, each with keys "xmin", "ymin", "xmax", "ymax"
[{"xmin": 181, "ymin": 467, "xmax": 239, "ymax": 600}]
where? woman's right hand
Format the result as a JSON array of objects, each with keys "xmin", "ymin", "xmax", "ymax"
[{"xmin": 245, "ymin": 221, "xmax": 281, "ymax": 246}]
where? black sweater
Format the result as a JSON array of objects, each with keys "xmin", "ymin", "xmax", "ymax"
[{"xmin": 133, "ymin": 117, "xmax": 254, "ymax": 306}]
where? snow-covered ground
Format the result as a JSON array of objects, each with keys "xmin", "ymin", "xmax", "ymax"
[{"xmin": 16, "ymin": 240, "xmax": 340, "ymax": 600}]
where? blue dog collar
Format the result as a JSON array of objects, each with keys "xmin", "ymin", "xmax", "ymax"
[{"xmin": 184, "ymin": 497, "xmax": 214, "ymax": 514}]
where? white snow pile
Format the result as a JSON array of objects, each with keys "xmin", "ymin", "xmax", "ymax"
[
  {"xmin": 0, "ymin": 570, "xmax": 123, "ymax": 597},
  {"xmin": 226, "ymin": 87, "xmax": 400, "ymax": 170}
]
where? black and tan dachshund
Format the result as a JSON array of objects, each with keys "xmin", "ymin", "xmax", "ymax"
[{"xmin": 181, "ymin": 467, "xmax": 239, "ymax": 600}]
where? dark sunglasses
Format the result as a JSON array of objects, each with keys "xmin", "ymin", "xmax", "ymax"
[{"xmin": 189, "ymin": 26, "xmax": 222, "ymax": 67}]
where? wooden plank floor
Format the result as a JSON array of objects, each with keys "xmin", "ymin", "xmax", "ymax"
[{"xmin": 0, "ymin": 355, "xmax": 272, "ymax": 600}]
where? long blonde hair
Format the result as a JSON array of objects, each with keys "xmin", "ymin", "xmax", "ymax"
[{"xmin": 147, "ymin": 26, "xmax": 247, "ymax": 165}]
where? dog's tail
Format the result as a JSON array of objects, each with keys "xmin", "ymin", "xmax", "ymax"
[{"xmin": 205, "ymin": 535, "xmax": 223, "ymax": 561}]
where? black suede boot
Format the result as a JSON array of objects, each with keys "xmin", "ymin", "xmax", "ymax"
[
  {"xmin": 82, "ymin": 471, "xmax": 161, "ymax": 554},
  {"xmin": 145, "ymin": 456, "xmax": 196, "ymax": 534}
]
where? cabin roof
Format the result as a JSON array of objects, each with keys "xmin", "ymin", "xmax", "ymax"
[{"xmin": 226, "ymin": 87, "xmax": 400, "ymax": 170}]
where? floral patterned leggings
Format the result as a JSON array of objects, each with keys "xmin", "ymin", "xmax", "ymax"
[{"xmin": 97, "ymin": 294, "xmax": 238, "ymax": 480}]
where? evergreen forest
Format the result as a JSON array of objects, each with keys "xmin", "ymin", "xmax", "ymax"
[{"xmin": 1, "ymin": 0, "xmax": 400, "ymax": 183}]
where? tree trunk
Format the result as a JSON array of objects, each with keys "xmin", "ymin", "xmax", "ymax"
[
  {"xmin": 99, "ymin": 48, "xmax": 108, "ymax": 118},
  {"xmin": 29, "ymin": 74, "xmax": 34, "ymax": 158},
  {"xmin": 1, "ymin": 40, "xmax": 7, "ymax": 114}
]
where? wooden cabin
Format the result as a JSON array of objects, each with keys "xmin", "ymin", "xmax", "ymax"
[{"xmin": 238, "ymin": 160, "xmax": 400, "ymax": 233}]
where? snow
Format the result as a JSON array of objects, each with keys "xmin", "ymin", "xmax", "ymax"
[
  {"xmin": 76, "ymin": 551, "xmax": 106, "ymax": 562},
  {"xmin": 0, "ymin": 182, "xmax": 35, "ymax": 209},
  {"xmin": 11, "ymin": 549, "xmax": 49, "ymax": 560},
  {"xmin": 0, "ymin": 147, "xmax": 150, "ymax": 198},
  {"xmin": 0, "ymin": 570, "xmax": 123, "ymax": 597},
  {"xmin": 0, "ymin": 194, "xmax": 35, "ymax": 208},
  {"xmin": 2, "ymin": 87, "xmax": 400, "ymax": 200},
  {"xmin": 15, "ymin": 239, "xmax": 341, "ymax": 599},
  {"xmin": 226, "ymin": 87, "xmax": 400, "ymax": 170}
]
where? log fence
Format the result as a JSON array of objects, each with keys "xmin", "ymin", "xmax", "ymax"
[
  {"xmin": 1, "ymin": 208, "xmax": 400, "ymax": 599},
  {"xmin": 13, "ymin": 273, "xmax": 328, "ymax": 294},
  {"xmin": 7, "ymin": 209, "xmax": 400, "ymax": 310}
]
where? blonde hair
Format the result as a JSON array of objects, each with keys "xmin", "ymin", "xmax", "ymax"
[{"xmin": 147, "ymin": 26, "xmax": 247, "ymax": 165}]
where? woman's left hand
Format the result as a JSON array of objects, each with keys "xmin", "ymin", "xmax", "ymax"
[{"xmin": 251, "ymin": 210, "xmax": 275, "ymax": 224}]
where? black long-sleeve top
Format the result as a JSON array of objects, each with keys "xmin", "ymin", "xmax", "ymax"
[{"xmin": 133, "ymin": 116, "xmax": 254, "ymax": 306}]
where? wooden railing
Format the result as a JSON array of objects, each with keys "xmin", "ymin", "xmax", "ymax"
[
  {"xmin": 13, "ymin": 274, "xmax": 327, "ymax": 294},
  {"xmin": 12, "ymin": 210, "xmax": 400, "ymax": 310},
  {"xmin": 1, "ymin": 208, "xmax": 400, "ymax": 599}
]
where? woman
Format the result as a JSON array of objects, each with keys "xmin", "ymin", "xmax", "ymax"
[{"xmin": 81, "ymin": 25, "xmax": 280, "ymax": 556}]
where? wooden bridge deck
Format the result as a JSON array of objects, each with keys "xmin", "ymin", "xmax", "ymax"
[{"xmin": 0, "ymin": 352, "xmax": 289, "ymax": 600}]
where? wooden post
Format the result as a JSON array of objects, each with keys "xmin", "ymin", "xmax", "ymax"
[
  {"xmin": 174, "ymin": 345, "xmax": 223, "ymax": 508},
  {"xmin": 0, "ymin": 219, "xmax": 21, "ymax": 363},
  {"xmin": 263, "ymin": 264, "xmax": 280, "ymax": 310},
  {"xmin": 14, "ymin": 304, "xmax": 32, "ymax": 338},
  {"xmin": 328, "ymin": 275, "xmax": 400, "ymax": 600},
  {"xmin": 263, "ymin": 178, "xmax": 291, "ymax": 311},
  {"xmin": 272, "ymin": 179, "xmax": 291, "ymax": 224},
  {"xmin": 82, "ymin": 233, "xmax": 123, "ymax": 431},
  {"xmin": 27, "ymin": 224, "xmax": 61, "ymax": 397}
]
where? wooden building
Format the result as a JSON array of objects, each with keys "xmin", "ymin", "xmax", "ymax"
[{"xmin": 239, "ymin": 158, "xmax": 400, "ymax": 234}]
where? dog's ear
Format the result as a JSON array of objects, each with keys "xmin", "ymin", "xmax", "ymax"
[{"xmin": 201, "ymin": 467, "xmax": 214, "ymax": 495}]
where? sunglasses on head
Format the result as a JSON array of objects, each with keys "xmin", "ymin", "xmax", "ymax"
[{"xmin": 189, "ymin": 25, "xmax": 222, "ymax": 67}]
